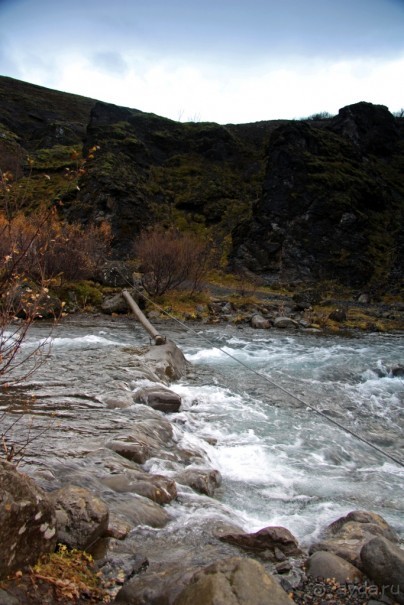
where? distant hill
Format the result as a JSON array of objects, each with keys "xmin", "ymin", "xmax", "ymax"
[{"xmin": 0, "ymin": 75, "xmax": 403, "ymax": 294}]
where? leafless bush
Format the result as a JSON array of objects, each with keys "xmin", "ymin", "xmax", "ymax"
[
  {"xmin": 134, "ymin": 227, "xmax": 211, "ymax": 296},
  {"xmin": 0, "ymin": 209, "xmax": 111, "ymax": 284}
]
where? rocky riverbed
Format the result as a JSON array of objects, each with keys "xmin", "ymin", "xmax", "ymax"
[{"xmin": 1, "ymin": 329, "xmax": 403, "ymax": 604}]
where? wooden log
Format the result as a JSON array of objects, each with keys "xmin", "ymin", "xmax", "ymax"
[{"xmin": 122, "ymin": 290, "xmax": 165, "ymax": 345}]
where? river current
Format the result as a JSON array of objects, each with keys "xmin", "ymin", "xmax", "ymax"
[{"xmin": 2, "ymin": 316, "xmax": 404, "ymax": 546}]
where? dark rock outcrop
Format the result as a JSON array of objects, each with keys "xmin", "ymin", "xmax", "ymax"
[{"xmin": 231, "ymin": 102, "xmax": 404, "ymax": 290}]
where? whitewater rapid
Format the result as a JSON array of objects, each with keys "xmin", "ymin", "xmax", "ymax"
[{"xmin": 3, "ymin": 317, "xmax": 403, "ymax": 545}]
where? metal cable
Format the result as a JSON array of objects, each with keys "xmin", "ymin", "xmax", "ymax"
[{"xmin": 123, "ymin": 283, "xmax": 404, "ymax": 469}]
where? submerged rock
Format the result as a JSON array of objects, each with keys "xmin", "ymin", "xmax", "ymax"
[{"xmin": 0, "ymin": 460, "xmax": 57, "ymax": 579}]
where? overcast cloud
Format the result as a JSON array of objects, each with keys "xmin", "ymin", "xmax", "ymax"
[{"xmin": 0, "ymin": 0, "xmax": 403, "ymax": 123}]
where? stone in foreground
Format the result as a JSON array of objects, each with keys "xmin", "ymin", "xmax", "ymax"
[
  {"xmin": 173, "ymin": 557, "xmax": 295, "ymax": 605},
  {"xmin": 0, "ymin": 460, "xmax": 57, "ymax": 579},
  {"xmin": 361, "ymin": 536, "xmax": 404, "ymax": 604}
]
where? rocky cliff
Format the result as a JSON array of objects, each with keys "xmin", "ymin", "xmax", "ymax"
[
  {"xmin": 232, "ymin": 102, "xmax": 404, "ymax": 290},
  {"xmin": 1, "ymin": 76, "xmax": 403, "ymax": 293}
]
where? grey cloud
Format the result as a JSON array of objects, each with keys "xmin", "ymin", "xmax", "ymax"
[{"xmin": 92, "ymin": 51, "xmax": 129, "ymax": 75}]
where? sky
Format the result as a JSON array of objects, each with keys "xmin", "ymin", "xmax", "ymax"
[{"xmin": 0, "ymin": 0, "xmax": 403, "ymax": 124}]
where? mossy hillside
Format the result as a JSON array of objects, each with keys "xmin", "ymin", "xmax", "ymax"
[
  {"xmin": 0, "ymin": 76, "xmax": 94, "ymax": 150},
  {"xmin": 67, "ymin": 101, "xmax": 266, "ymax": 252}
]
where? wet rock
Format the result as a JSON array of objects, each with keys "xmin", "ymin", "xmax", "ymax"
[
  {"xmin": 133, "ymin": 385, "xmax": 182, "ymax": 413},
  {"xmin": 0, "ymin": 460, "xmax": 57, "ymax": 579},
  {"xmin": 106, "ymin": 414, "xmax": 176, "ymax": 464},
  {"xmin": 175, "ymin": 468, "xmax": 222, "ymax": 496},
  {"xmin": 129, "ymin": 366, "xmax": 162, "ymax": 383},
  {"xmin": 220, "ymin": 526, "xmax": 303, "ymax": 561},
  {"xmin": 101, "ymin": 471, "xmax": 177, "ymax": 504},
  {"xmin": 143, "ymin": 340, "xmax": 188, "ymax": 382},
  {"xmin": 306, "ymin": 550, "xmax": 364, "ymax": 583},
  {"xmin": 112, "ymin": 495, "xmax": 171, "ymax": 528},
  {"xmin": 274, "ymin": 316, "xmax": 299, "ymax": 329},
  {"xmin": 250, "ymin": 314, "xmax": 271, "ymax": 329},
  {"xmin": 173, "ymin": 556, "xmax": 295, "ymax": 605},
  {"xmin": 361, "ymin": 536, "xmax": 404, "ymax": 604},
  {"xmin": 309, "ymin": 510, "xmax": 398, "ymax": 570},
  {"xmin": 100, "ymin": 392, "xmax": 135, "ymax": 409},
  {"xmin": 50, "ymin": 484, "xmax": 109, "ymax": 550},
  {"xmin": 107, "ymin": 436, "xmax": 151, "ymax": 464}
]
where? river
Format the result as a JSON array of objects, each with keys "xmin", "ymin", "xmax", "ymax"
[{"xmin": 2, "ymin": 315, "xmax": 403, "ymax": 548}]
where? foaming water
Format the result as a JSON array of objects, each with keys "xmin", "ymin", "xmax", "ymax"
[
  {"xmin": 171, "ymin": 327, "xmax": 404, "ymax": 541},
  {"xmin": 3, "ymin": 317, "xmax": 404, "ymax": 544}
]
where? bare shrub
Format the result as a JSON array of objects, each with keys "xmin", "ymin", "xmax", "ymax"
[
  {"xmin": 134, "ymin": 227, "xmax": 211, "ymax": 296},
  {"xmin": 0, "ymin": 208, "xmax": 112, "ymax": 283}
]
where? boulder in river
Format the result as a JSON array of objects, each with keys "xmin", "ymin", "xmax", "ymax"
[
  {"xmin": 360, "ymin": 536, "xmax": 404, "ymax": 604},
  {"xmin": 175, "ymin": 468, "xmax": 222, "ymax": 496},
  {"xmin": 0, "ymin": 460, "xmax": 57, "ymax": 579},
  {"xmin": 142, "ymin": 340, "xmax": 188, "ymax": 382},
  {"xmin": 133, "ymin": 385, "xmax": 182, "ymax": 413},
  {"xmin": 309, "ymin": 510, "xmax": 398, "ymax": 570},
  {"xmin": 219, "ymin": 526, "xmax": 303, "ymax": 561},
  {"xmin": 50, "ymin": 484, "xmax": 109, "ymax": 550}
]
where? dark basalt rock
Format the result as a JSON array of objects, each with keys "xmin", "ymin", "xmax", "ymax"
[{"xmin": 231, "ymin": 104, "xmax": 404, "ymax": 290}]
